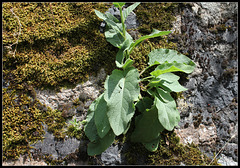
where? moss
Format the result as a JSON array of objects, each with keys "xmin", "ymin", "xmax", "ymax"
[
  {"xmin": 3, "ymin": 2, "xmax": 117, "ymax": 91},
  {"xmin": 2, "ymin": 88, "xmax": 45, "ymax": 160},
  {"xmin": 135, "ymin": 2, "xmax": 178, "ymax": 35},
  {"xmin": 65, "ymin": 125, "xmax": 84, "ymax": 140},
  {"xmin": 120, "ymin": 130, "xmax": 219, "ymax": 165},
  {"xmin": 2, "ymin": 83, "xmax": 68, "ymax": 161},
  {"xmin": 147, "ymin": 131, "xmax": 219, "ymax": 165}
]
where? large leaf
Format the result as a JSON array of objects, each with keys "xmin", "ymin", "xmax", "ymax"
[
  {"xmin": 87, "ymin": 129, "xmax": 115, "ymax": 156},
  {"xmin": 104, "ymin": 67, "xmax": 140, "ymax": 136},
  {"xmin": 129, "ymin": 29, "xmax": 171, "ymax": 54},
  {"xmin": 154, "ymin": 90, "xmax": 180, "ymax": 131},
  {"xmin": 150, "ymin": 61, "xmax": 196, "ymax": 77},
  {"xmin": 94, "ymin": 94, "xmax": 111, "ymax": 138},
  {"xmin": 122, "ymin": 2, "xmax": 140, "ymax": 22},
  {"xmin": 131, "ymin": 105, "xmax": 164, "ymax": 143},
  {"xmin": 84, "ymin": 114, "xmax": 98, "ymax": 143},
  {"xmin": 148, "ymin": 48, "xmax": 196, "ymax": 66}
]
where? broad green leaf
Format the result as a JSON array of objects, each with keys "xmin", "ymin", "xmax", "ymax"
[
  {"xmin": 105, "ymin": 12, "xmax": 120, "ymax": 23},
  {"xmin": 113, "ymin": 2, "xmax": 126, "ymax": 8},
  {"xmin": 135, "ymin": 97, "xmax": 153, "ymax": 113},
  {"xmin": 94, "ymin": 94, "xmax": 111, "ymax": 138},
  {"xmin": 154, "ymin": 93, "xmax": 180, "ymax": 131},
  {"xmin": 105, "ymin": 24, "xmax": 133, "ymax": 48},
  {"xmin": 148, "ymin": 48, "xmax": 196, "ymax": 66},
  {"xmin": 159, "ymin": 80, "xmax": 188, "ymax": 93},
  {"xmin": 131, "ymin": 106, "xmax": 164, "ymax": 143},
  {"xmin": 129, "ymin": 29, "xmax": 171, "ymax": 54},
  {"xmin": 150, "ymin": 61, "xmax": 196, "ymax": 77},
  {"xmin": 156, "ymin": 72, "xmax": 180, "ymax": 83},
  {"xmin": 104, "ymin": 67, "xmax": 140, "ymax": 136},
  {"xmin": 105, "ymin": 25, "xmax": 124, "ymax": 48},
  {"xmin": 122, "ymin": 2, "xmax": 140, "ymax": 22},
  {"xmin": 149, "ymin": 73, "xmax": 187, "ymax": 93},
  {"xmin": 87, "ymin": 129, "xmax": 115, "ymax": 156},
  {"xmin": 142, "ymin": 136, "xmax": 161, "ymax": 152}
]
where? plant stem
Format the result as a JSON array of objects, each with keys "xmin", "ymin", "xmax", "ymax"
[
  {"xmin": 139, "ymin": 64, "xmax": 157, "ymax": 76},
  {"xmin": 119, "ymin": 6, "xmax": 126, "ymax": 39},
  {"xmin": 141, "ymin": 76, "xmax": 154, "ymax": 82}
]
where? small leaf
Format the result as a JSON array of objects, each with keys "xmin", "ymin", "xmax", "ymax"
[
  {"xmin": 148, "ymin": 48, "xmax": 195, "ymax": 66},
  {"xmin": 154, "ymin": 93, "xmax": 180, "ymax": 131},
  {"xmin": 150, "ymin": 61, "xmax": 196, "ymax": 77},
  {"xmin": 155, "ymin": 72, "xmax": 180, "ymax": 83},
  {"xmin": 129, "ymin": 30, "xmax": 171, "ymax": 54},
  {"xmin": 122, "ymin": 2, "xmax": 140, "ymax": 22},
  {"xmin": 105, "ymin": 12, "xmax": 120, "ymax": 23},
  {"xmin": 115, "ymin": 38, "xmax": 132, "ymax": 67},
  {"xmin": 149, "ymin": 73, "xmax": 187, "ymax": 93},
  {"xmin": 95, "ymin": 10, "xmax": 123, "ymax": 36},
  {"xmin": 105, "ymin": 24, "xmax": 133, "ymax": 48},
  {"xmin": 122, "ymin": 58, "xmax": 134, "ymax": 70},
  {"xmin": 159, "ymin": 80, "xmax": 188, "ymax": 93},
  {"xmin": 87, "ymin": 129, "xmax": 115, "ymax": 156},
  {"xmin": 113, "ymin": 2, "xmax": 126, "ymax": 8}
]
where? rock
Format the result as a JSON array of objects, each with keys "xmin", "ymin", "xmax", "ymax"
[
  {"xmin": 2, "ymin": 155, "xmax": 48, "ymax": 166},
  {"xmin": 218, "ymin": 154, "xmax": 238, "ymax": 166},
  {"xmin": 55, "ymin": 138, "xmax": 81, "ymax": 159},
  {"xmin": 101, "ymin": 145, "xmax": 121, "ymax": 165},
  {"xmin": 175, "ymin": 123, "xmax": 217, "ymax": 146},
  {"xmin": 30, "ymin": 124, "xmax": 81, "ymax": 160}
]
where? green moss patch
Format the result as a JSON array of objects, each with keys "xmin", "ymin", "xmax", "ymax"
[
  {"xmin": 3, "ymin": 2, "xmax": 117, "ymax": 90},
  {"xmin": 135, "ymin": 2, "xmax": 178, "ymax": 34},
  {"xmin": 121, "ymin": 131, "xmax": 219, "ymax": 165}
]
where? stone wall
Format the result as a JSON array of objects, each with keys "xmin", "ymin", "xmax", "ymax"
[{"xmin": 2, "ymin": 2, "xmax": 238, "ymax": 166}]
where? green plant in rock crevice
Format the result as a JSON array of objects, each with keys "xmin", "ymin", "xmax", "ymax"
[{"xmin": 84, "ymin": 2, "xmax": 196, "ymax": 156}]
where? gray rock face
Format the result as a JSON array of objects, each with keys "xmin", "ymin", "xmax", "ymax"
[
  {"xmin": 30, "ymin": 68, "xmax": 107, "ymax": 164},
  {"xmin": 100, "ymin": 145, "xmax": 121, "ymax": 165},
  {"xmin": 30, "ymin": 124, "xmax": 80, "ymax": 160},
  {"xmin": 172, "ymin": 2, "xmax": 238, "ymax": 164}
]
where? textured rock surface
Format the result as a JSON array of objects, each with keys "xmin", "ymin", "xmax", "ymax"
[{"xmin": 172, "ymin": 2, "xmax": 238, "ymax": 164}]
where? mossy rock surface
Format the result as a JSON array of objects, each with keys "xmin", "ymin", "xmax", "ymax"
[
  {"xmin": 2, "ymin": 2, "xmax": 115, "ymax": 161},
  {"xmin": 3, "ymin": 2, "xmax": 117, "ymax": 90},
  {"xmin": 2, "ymin": 2, "xmax": 217, "ymax": 165}
]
